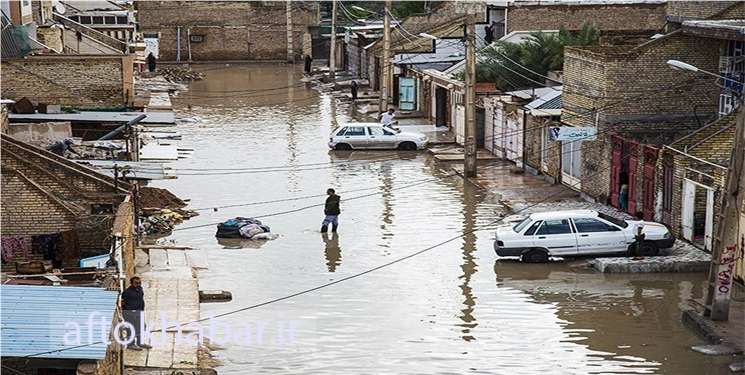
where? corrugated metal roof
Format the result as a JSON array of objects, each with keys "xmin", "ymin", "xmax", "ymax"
[
  {"xmin": 9, "ymin": 111, "xmax": 176, "ymax": 125},
  {"xmin": 1, "ymin": 285, "xmax": 119, "ymax": 360}
]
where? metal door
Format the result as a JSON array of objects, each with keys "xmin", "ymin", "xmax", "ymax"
[
  {"xmin": 628, "ymin": 143, "xmax": 639, "ymax": 213},
  {"xmin": 681, "ymin": 179, "xmax": 695, "ymax": 241},
  {"xmin": 642, "ymin": 146, "xmax": 658, "ymax": 220},
  {"xmin": 532, "ymin": 219, "xmax": 578, "ymax": 256},
  {"xmin": 398, "ymin": 77, "xmax": 416, "ymax": 110},
  {"xmin": 610, "ymin": 136, "xmax": 623, "ymax": 207},
  {"xmin": 455, "ymin": 104, "xmax": 465, "ymax": 145},
  {"xmin": 367, "ymin": 126, "xmax": 396, "ymax": 149}
]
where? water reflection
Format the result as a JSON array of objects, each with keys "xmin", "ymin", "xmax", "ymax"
[
  {"xmin": 458, "ymin": 181, "xmax": 480, "ymax": 342},
  {"xmin": 321, "ymin": 232, "xmax": 341, "ymax": 272},
  {"xmin": 216, "ymin": 237, "xmax": 271, "ymax": 249}
]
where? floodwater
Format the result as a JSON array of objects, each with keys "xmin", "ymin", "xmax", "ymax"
[{"xmin": 153, "ymin": 64, "xmax": 735, "ymax": 374}]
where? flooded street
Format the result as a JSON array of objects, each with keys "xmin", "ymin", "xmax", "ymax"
[{"xmin": 153, "ymin": 64, "xmax": 733, "ymax": 374}]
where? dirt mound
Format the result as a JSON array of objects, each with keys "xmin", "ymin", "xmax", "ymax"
[{"xmin": 139, "ymin": 187, "xmax": 187, "ymax": 209}]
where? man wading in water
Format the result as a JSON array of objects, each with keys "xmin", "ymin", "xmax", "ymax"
[{"xmin": 321, "ymin": 188, "xmax": 341, "ymax": 233}]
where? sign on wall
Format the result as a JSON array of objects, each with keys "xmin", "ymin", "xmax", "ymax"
[{"xmin": 549, "ymin": 126, "xmax": 597, "ymax": 141}]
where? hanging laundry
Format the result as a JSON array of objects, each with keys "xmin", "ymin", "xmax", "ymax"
[
  {"xmin": 1, "ymin": 236, "xmax": 26, "ymax": 262},
  {"xmin": 61, "ymin": 230, "xmax": 80, "ymax": 260}
]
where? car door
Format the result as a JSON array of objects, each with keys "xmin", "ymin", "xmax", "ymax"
[
  {"xmin": 367, "ymin": 126, "xmax": 397, "ymax": 149},
  {"xmin": 532, "ymin": 219, "xmax": 578, "ymax": 256},
  {"xmin": 340, "ymin": 126, "xmax": 369, "ymax": 149},
  {"xmin": 572, "ymin": 217, "xmax": 628, "ymax": 255}
]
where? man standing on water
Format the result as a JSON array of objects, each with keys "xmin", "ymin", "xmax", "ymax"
[
  {"xmin": 321, "ymin": 188, "xmax": 341, "ymax": 233},
  {"xmin": 121, "ymin": 277, "xmax": 153, "ymax": 350},
  {"xmin": 631, "ymin": 211, "xmax": 646, "ymax": 260}
]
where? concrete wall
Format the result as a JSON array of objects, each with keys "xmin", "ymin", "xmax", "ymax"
[
  {"xmin": 7, "ymin": 122, "xmax": 72, "ymax": 146},
  {"xmin": 0, "ymin": 55, "xmax": 134, "ymax": 108},
  {"xmin": 137, "ymin": 1, "xmax": 317, "ymax": 61},
  {"xmin": 561, "ymin": 32, "xmax": 723, "ymax": 201},
  {"xmin": 505, "ymin": 2, "xmax": 667, "ymax": 32}
]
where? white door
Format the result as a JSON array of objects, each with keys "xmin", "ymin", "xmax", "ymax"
[
  {"xmin": 455, "ymin": 104, "xmax": 465, "ymax": 145},
  {"xmin": 532, "ymin": 219, "xmax": 578, "ymax": 256},
  {"xmin": 681, "ymin": 179, "xmax": 696, "ymax": 241},
  {"xmin": 561, "ymin": 140, "xmax": 582, "ymax": 189},
  {"xmin": 506, "ymin": 114, "xmax": 519, "ymax": 162},
  {"xmin": 367, "ymin": 126, "xmax": 397, "ymax": 149},
  {"xmin": 493, "ymin": 106, "xmax": 505, "ymax": 158},
  {"xmin": 484, "ymin": 100, "xmax": 494, "ymax": 153},
  {"xmin": 572, "ymin": 217, "xmax": 628, "ymax": 255},
  {"xmin": 705, "ymin": 187, "xmax": 714, "ymax": 251},
  {"xmin": 541, "ymin": 124, "xmax": 549, "ymax": 172}
]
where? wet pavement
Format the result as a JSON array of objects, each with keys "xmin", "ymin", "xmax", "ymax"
[{"xmin": 152, "ymin": 64, "xmax": 740, "ymax": 374}]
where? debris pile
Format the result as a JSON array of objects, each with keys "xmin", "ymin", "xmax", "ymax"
[
  {"xmin": 161, "ymin": 67, "xmax": 205, "ymax": 82},
  {"xmin": 215, "ymin": 217, "xmax": 278, "ymax": 240},
  {"xmin": 138, "ymin": 187, "xmax": 198, "ymax": 236}
]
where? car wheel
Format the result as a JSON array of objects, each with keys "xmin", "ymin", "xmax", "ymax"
[
  {"xmin": 522, "ymin": 250, "xmax": 549, "ymax": 263},
  {"xmin": 642, "ymin": 241, "xmax": 659, "ymax": 256},
  {"xmin": 335, "ymin": 143, "xmax": 352, "ymax": 151},
  {"xmin": 398, "ymin": 142, "xmax": 417, "ymax": 151}
]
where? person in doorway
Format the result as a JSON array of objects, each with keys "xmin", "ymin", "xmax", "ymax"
[
  {"xmin": 351, "ymin": 81, "xmax": 359, "ymax": 101},
  {"xmin": 121, "ymin": 277, "xmax": 153, "ymax": 350},
  {"xmin": 304, "ymin": 54, "xmax": 313, "ymax": 74},
  {"xmin": 321, "ymin": 188, "xmax": 341, "ymax": 233},
  {"xmin": 146, "ymin": 53, "xmax": 156, "ymax": 72},
  {"xmin": 631, "ymin": 211, "xmax": 646, "ymax": 260},
  {"xmin": 46, "ymin": 138, "xmax": 80, "ymax": 158},
  {"xmin": 484, "ymin": 24, "xmax": 494, "ymax": 45},
  {"xmin": 380, "ymin": 108, "xmax": 396, "ymax": 126},
  {"xmin": 619, "ymin": 167, "xmax": 629, "ymax": 211}
]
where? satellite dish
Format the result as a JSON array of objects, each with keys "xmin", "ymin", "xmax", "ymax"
[{"xmin": 53, "ymin": 3, "xmax": 66, "ymax": 14}]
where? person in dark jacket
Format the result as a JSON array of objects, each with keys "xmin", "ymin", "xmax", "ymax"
[
  {"xmin": 121, "ymin": 277, "xmax": 153, "ymax": 350},
  {"xmin": 304, "ymin": 55, "xmax": 313, "ymax": 74},
  {"xmin": 350, "ymin": 81, "xmax": 359, "ymax": 101},
  {"xmin": 46, "ymin": 138, "xmax": 80, "ymax": 157},
  {"xmin": 146, "ymin": 53, "xmax": 157, "ymax": 72},
  {"xmin": 321, "ymin": 188, "xmax": 341, "ymax": 232}
]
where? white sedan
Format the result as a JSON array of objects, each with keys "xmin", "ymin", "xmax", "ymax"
[
  {"xmin": 328, "ymin": 123, "xmax": 428, "ymax": 151},
  {"xmin": 493, "ymin": 210, "xmax": 675, "ymax": 263}
]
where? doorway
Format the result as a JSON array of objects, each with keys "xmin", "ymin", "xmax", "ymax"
[
  {"xmin": 435, "ymin": 86, "xmax": 447, "ymax": 127},
  {"xmin": 681, "ymin": 179, "xmax": 715, "ymax": 251}
]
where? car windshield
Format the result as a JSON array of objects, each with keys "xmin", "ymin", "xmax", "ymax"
[
  {"xmin": 513, "ymin": 217, "xmax": 533, "ymax": 233},
  {"xmin": 598, "ymin": 212, "xmax": 629, "ymax": 228},
  {"xmin": 384, "ymin": 125, "xmax": 401, "ymax": 134}
]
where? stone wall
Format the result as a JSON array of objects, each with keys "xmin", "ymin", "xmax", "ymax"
[
  {"xmin": 666, "ymin": 1, "xmax": 740, "ymax": 22},
  {"xmin": 561, "ymin": 31, "xmax": 724, "ymax": 201},
  {"xmin": 136, "ymin": 1, "xmax": 317, "ymax": 61},
  {"xmin": 1, "ymin": 55, "xmax": 134, "ymax": 108},
  {"xmin": 1, "ymin": 103, "xmax": 8, "ymax": 134},
  {"xmin": 506, "ymin": 2, "xmax": 667, "ymax": 32},
  {"xmin": 7, "ymin": 122, "xmax": 72, "ymax": 146},
  {"xmin": 36, "ymin": 26, "xmax": 64, "ymax": 52}
]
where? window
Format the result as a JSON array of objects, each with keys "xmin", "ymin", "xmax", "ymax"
[
  {"xmin": 342, "ymin": 126, "xmax": 366, "ymax": 136},
  {"xmin": 597, "ymin": 213, "xmax": 628, "ymax": 228},
  {"xmin": 513, "ymin": 217, "xmax": 532, "ymax": 233},
  {"xmin": 190, "ymin": 35, "xmax": 204, "ymax": 43},
  {"xmin": 91, "ymin": 204, "xmax": 114, "ymax": 215},
  {"xmin": 105, "ymin": 16, "xmax": 116, "ymax": 24},
  {"xmin": 573, "ymin": 218, "xmax": 615, "ymax": 233},
  {"xmin": 70, "ymin": 16, "xmax": 79, "ymax": 22},
  {"xmin": 535, "ymin": 219, "xmax": 573, "ymax": 235},
  {"xmin": 117, "ymin": 16, "xmax": 128, "ymax": 24},
  {"xmin": 524, "ymin": 221, "xmax": 542, "ymax": 236},
  {"xmin": 80, "ymin": 16, "xmax": 92, "ymax": 24},
  {"xmin": 92, "ymin": 16, "xmax": 104, "ymax": 24}
]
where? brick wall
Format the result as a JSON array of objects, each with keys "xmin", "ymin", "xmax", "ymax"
[
  {"xmin": 666, "ymin": 1, "xmax": 740, "ymax": 22},
  {"xmin": 1, "ymin": 55, "xmax": 134, "ymax": 108},
  {"xmin": 523, "ymin": 116, "xmax": 562, "ymax": 182},
  {"xmin": 136, "ymin": 1, "xmax": 317, "ymax": 61},
  {"xmin": 506, "ymin": 3, "xmax": 667, "ymax": 32},
  {"xmin": 561, "ymin": 31, "xmax": 724, "ymax": 201},
  {"xmin": 1, "ymin": 135, "xmax": 130, "ymax": 274}
]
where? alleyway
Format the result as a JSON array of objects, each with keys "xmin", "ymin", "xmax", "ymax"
[{"xmin": 150, "ymin": 64, "xmax": 736, "ymax": 374}]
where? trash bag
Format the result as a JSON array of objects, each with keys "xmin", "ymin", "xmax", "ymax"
[{"xmin": 215, "ymin": 217, "xmax": 267, "ymax": 238}]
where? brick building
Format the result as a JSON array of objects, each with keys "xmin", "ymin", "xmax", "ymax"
[
  {"xmin": 1, "ymin": 55, "xmax": 135, "ymax": 108},
  {"xmin": 1, "ymin": 134, "xmax": 132, "ymax": 275},
  {"xmin": 136, "ymin": 1, "xmax": 318, "ymax": 61}
]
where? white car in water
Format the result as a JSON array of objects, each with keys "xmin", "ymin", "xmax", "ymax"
[
  {"xmin": 328, "ymin": 123, "xmax": 428, "ymax": 151},
  {"xmin": 493, "ymin": 210, "xmax": 675, "ymax": 263}
]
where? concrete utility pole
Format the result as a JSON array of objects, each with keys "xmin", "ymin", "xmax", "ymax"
[
  {"xmin": 286, "ymin": 0, "xmax": 293, "ymax": 63},
  {"xmin": 464, "ymin": 10, "xmax": 477, "ymax": 177},
  {"xmin": 379, "ymin": 0, "xmax": 392, "ymax": 115},
  {"xmin": 705, "ymin": 105, "xmax": 745, "ymax": 321},
  {"xmin": 329, "ymin": 0, "xmax": 337, "ymax": 80}
]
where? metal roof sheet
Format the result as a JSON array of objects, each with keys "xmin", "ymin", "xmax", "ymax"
[
  {"xmin": 1, "ymin": 285, "xmax": 119, "ymax": 360},
  {"xmin": 9, "ymin": 111, "xmax": 175, "ymax": 125}
]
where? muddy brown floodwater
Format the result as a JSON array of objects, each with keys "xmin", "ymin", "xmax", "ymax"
[{"xmin": 153, "ymin": 64, "xmax": 735, "ymax": 374}]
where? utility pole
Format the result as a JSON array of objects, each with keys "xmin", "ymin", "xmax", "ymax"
[
  {"xmin": 379, "ymin": 0, "xmax": 391, "ymax": 115},
  {"xmin": 464, "ymin": 10, "xmax": 477, "ymax": 177},
  {"xmin": 705, "ymin": 105, "xmax": 745, "ymax": 321},
  {"xmin": 286, "ymin": 0, "xmax": 293, "ymax": 63},
  {"xmin": 329, "ymin": 0, "xmax": 337, "ymax": 81}
]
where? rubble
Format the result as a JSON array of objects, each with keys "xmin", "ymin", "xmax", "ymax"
[
  {"xmin": 160, "ymin": 67, "xmax": 205, "ymax": 82},
  {"xmin": 138, "ymin": 187, "xmax": 198, "ymax": 236}
]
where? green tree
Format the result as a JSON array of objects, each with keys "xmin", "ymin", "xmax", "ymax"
[
  {"xmin": 466, "ymin": 21, "xmax": 600, "ymax": 90},
  {"xmin": 392, "ymin": 1, "xmax": 425, "ymax": 18}
]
